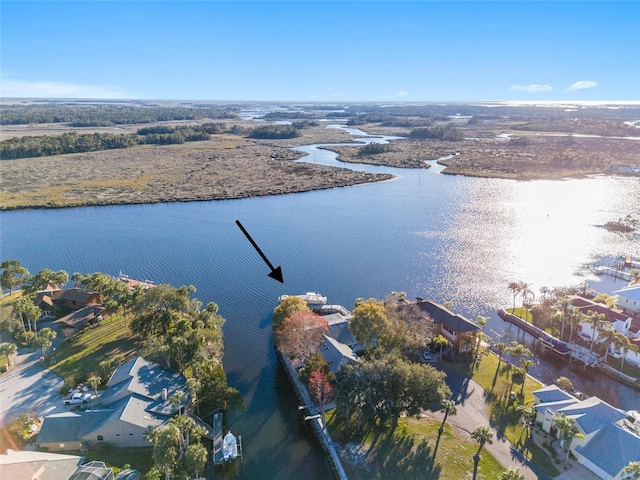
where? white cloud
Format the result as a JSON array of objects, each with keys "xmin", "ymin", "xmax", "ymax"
[
  {"xmin": 565, "ymin": 80, "xmax": 598, "ymax": 92},
  {"xmin": 395, "ymin": 91, "xmax": 409, "ymax": 97},
  {"xmin": 0, "ymin": 78, "xmax": 133, "ymax": 99},
  {"xmin": 509, "ymin": 84, "xmax": 553, "ymax": 93}
]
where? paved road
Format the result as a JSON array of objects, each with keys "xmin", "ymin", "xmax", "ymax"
[{"xmin": 424, "ymin": 369, "xmax": 551, "ymax": 480}]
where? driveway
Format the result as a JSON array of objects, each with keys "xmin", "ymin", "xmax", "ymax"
[
  {"xmin": 424, "ymin": 369, "xmax": 550, "ymax": 480},
  {"xmin": 0, "ymin": 329, "xmax": 68, "ymax": 427}
]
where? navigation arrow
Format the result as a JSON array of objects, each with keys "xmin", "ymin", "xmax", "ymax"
[{"xmin": 235, "ymin": 220, "xmax": 284, "ymax": 283}]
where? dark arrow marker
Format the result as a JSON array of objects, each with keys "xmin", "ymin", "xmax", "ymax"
[{"xmin": 235, "ymin": 220, "xmax": 284, "ymax": 283}]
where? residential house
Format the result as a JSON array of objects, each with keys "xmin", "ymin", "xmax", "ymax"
[
  {"xmin": 36, "ymin": 357, "xmax": 188, "ymax": 450},
  {"xmin": 0, "ymin": 449, "xmax": 84, "ymax": 480},
  {"xmin": 316, "ymin": 310, "xmax": 360, "ymax": 373},
  {"xmin": 34, "ymin": 288, "xmax": 102, "ymax": 318},
  {"xmin": 413, "ymin": 299, "xmax": 480, "ymax": 353},
  {"xmin": 532, "ymin": 385, "xmax": 640, "ymax": 480},
  {"xmin": 570, "ymin": 296, "xmax": 633, "ymax": 341},
  {"xmin": 53, "ymin": 305, "xmax": 106, "ymax": 330},
  {"xmin": 613, "ymin": 284, "xmax": 640, "ymax": 316}
]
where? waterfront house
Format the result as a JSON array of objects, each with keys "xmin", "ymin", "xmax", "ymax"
[
  {"xmin": 53, "ymin": 304, "xmax": 106, "ymax": 330},
  {"xmin": 318, "ymin": 335, "xmax": 360, "ymax": 374},
  {"xmin": 34, "ymin": 288, "xmax": 103, "ymax": 318},
  {"xmin": 570, "ymin": 296, "xmax": 633, "ymax": 340},
  {"xmin": 36, "ymin": 356, "xmax": 188, "ymax": 450},
  {"xmin": 532, "ymin": 386, "xmax": 640, "ymax": 480},
  {"xmin": 412, "ymin": 299, "xmax": 480, "ymax": 353},
  {"xmin": 613, "ymin": 284, "xmax": 640, "ymax": 316}
]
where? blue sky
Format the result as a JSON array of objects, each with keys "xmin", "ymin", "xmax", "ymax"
[{"xmin": 1, "ymin": 1, "xmax": 639, "ymax": 102}]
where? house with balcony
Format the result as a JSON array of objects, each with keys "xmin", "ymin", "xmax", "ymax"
[
  {"xmin": 412, "ymin": 298, "xmax": 480, "ymax": 353},
  {"xmin": 569, "ymin": 296, "xmax": 633, "ymax": 342}
]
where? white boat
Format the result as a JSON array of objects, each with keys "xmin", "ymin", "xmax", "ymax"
[
  {"xmin": 222, "ymin": 431, "xmax": 238, "ymax": 461},
  {"xmin": 278, "ymin": 292, "xmax": 327, "ymax": 307}
]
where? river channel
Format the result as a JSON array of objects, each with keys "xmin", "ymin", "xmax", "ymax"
[{"xmin": 1, "ymin": 124, "xmax": 639, "ymax": 478}]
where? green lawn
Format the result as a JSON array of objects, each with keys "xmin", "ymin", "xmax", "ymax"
[
  {"xmin": 328, "ymin": 411, "xmax": 505, "ymax": 480},
  {"xmin": 450, "ymin": 350, "xmax": 560, "ymax": 477},
  {"xmin": 505, "ymin": 307, "xmax": 533, "ymax": 323},
  {"xmin": 48, "ymin": 313, "xmax": 138, "ymax": 385}
]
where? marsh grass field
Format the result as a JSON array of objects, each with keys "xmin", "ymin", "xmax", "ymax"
[{"xmin": 1, "ymin": 104, "xmax": 638, "ymax": 210}]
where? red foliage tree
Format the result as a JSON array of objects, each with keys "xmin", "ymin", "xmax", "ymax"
[
  {"xmin": 275, "ymin": 311, "xmax": 328, "ymax": 366},
  {"xmin": 308, "ymin": 370, "xmax": 334, "ymax": 427}
]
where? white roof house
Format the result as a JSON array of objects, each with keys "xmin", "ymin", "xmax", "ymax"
[
  {"xmin": 532, "ymin": 386, "xmax": 639, "ymax": 480},
  {"xmin": 613, "ymin": 284, "xmax": 640, "ymax": 314}
]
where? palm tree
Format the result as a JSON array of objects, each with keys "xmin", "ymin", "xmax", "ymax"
[
  {"xmin": 622, "ymin": 461, "xmax": 640, "ymax": 479},
  {"xmin": 596, "ymin": 323, "xmax": 617, "ymax": 362},
  {"xmin": 615, "ymin": 334, "xmax": 640, "ymax": 370},
  {"xmin": 0, "ymin": 342, "xmax": 18, "ymax": 368},
  {"xmin": 169, "ymin": 390, "xmax": 187, "ymax": 416},
  {"xmin": 516, "ymin": 404, "xmax": 536, "ymax": 438},
  {"xmin": 520, "ymin": 282, "xmax": 531, "ymax": 309},
  {"xmin": 584, "ymin": 310, "xmax": 606, "ymax": 352},
  {"xmin": 439, "ymin": 399, "xmax": 457, "ymax": 434},
  {"xmin": 471, "ymin": 425, "xmax": 494, "ymax": 459},
  {"xmin": 501, "ymin": 467, "xmax": 526, "ymax": 480},
  {"xmin": 87, "ymin": 375, "xmax": 102, "ymax": 398},
  {"xmin": 432, "ymin": 334, "xmax": 448, "ymax": 362},
  {"xmin": 567, "ymin": 309, "xmax": 584, "ymax": 344},
  {"xmin": 494, "ymin": 341, "xmax": 507, "ymax": 377},
  {"xmin": 554, "ymin": 413, "xmax": 584, "ymax": 465},
  {"xmin": 508, "ymin": 282, "xmax": 522, "ymax": 312},
  {"xmin": 554, "ymin": 294, "xmax": 572, "ymax": 340},
  {"xmin": 519, "ymin": 358, "xmax": 535, "ymax": 396}
]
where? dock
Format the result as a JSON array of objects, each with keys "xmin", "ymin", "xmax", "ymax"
[
  {"xmin": 497, "ymin": 309, "xmax": 570, "ymax": 355},
  {"xmin": 213, "ymin": 412, "xmax": 224, "ymax": 465},
  {"xmin": 594, "ymin": 266, "xmax": 633, "ymax": 281}
]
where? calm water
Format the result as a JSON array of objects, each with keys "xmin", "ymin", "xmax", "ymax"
[{"xmin": 1, "ymin": 127, "xmax": 639, "ymax": 478}]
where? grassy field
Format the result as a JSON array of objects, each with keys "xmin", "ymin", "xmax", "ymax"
[
  {"xmin": 328, "ymin": 411, "xmax": 505, "ymax": 480},
  {"xmin": 450, "ymin": 350, "xmax": 560, "ymax": 477},
  {"xmin": 48, "ymin": 313, "xmax": 138, "ymax": 386}
]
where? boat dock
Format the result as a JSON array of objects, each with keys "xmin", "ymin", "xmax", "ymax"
[
  {"xmin": 212, "ymin": 412, "xmax": 242, "ymax": 467},
  {"xmin": 497, "ymin": 309, "xmax": 570, "ymax": 355},
  {"xmin": 594, "ymin": 266, "xmax": 633, "ymax": 281}
]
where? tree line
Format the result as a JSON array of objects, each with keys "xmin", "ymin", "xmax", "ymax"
[
  {"xmin": 0, "ymin": 124, "xmax": 228, "ymax": 159},
  {"xmin": 409, "ymin": 124, "xmax": 463, "ymax": 141},
  {"xmin": 1, "ymin": 104, "xmax": 237, "ymax": 126}
]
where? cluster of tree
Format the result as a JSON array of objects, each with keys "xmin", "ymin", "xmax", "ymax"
[
  {"xmin": 357, "ymin": 143, "xmax": 390, "ymax": 156},
  {"xmin": 0, "ymin": 104, "xmax": 237, "ymax": 126},
  {"xmin": 248, "ymin": 125, "xmax": 301, "ymax": 139},
  {"xmin": 512, "ymin": 118, "xmax": 640, "ymax": 138},
  {"xmin": 604, "ymin": 214, "xmax": 638, "ymax": 233},
  {"xmin": 336, "ymin": 354, "xmax": 449, "ymax": 432},
  {"xmin": 291, "ymin": 120, "xmax": 318, "ymax": 129},
  {"xmin": 273, "ymin": 295, "xmax": 455, "ymax": 434},
  {"xmin": 144, "ymin": 400, "xmax": 209, "ymax": 480},
  {"xmin": 409, "ymin": 124, "xmax": 463, "ymax": 141},
  {"xmin": 129, "ymin": 284, "xmax": 243, "ymax": 416},
  {"xmin": 0, "ymin": 123, "xmax": 231, "ymax": 159}
]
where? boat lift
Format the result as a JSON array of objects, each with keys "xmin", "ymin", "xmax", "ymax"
[{"xmin": 212, "ymin": 412, "xmax": 243, "ymax": 473}]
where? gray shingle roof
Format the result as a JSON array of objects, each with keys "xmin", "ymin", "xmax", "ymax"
[
  {"xmin": 414, "ymin": 300, "xmax": 479, "ymax": 333},
  {"xmin": 318, "ymin": 335, "xmax": 359, "ymax": 373},
  {"xmin": 575, "ymin": 423, "xmax": 640, "ymax": 477},
  {"xmin": 532, "ymin": 385, "xmax": 577, "ymax": 403},
  {"xmin": 103, "ymin": 357, "xmax": 187, "ymax": 408},
  {"xmin": 558, "ymin": 397, "xmax": 627, "ymax": 435}
]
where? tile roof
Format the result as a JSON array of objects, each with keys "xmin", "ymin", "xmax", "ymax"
[{"xmin": 570, "ymin": 296, "xmax": 630, "ymax": 324}]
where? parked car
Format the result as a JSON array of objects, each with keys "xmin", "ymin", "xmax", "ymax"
[
  {"xmin": 63, "ymin": 392, "xmax": 92, "ymax": 405},
  {"xmin": 422, "ymin": 350, "xmax": 432, "ymax": 361}
]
